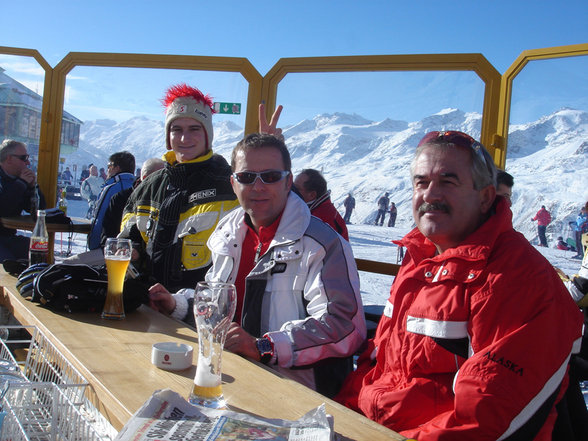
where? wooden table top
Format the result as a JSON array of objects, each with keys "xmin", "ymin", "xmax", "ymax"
[
  {"xmin": 0, "ymin": 269, "xmax": 405, "ymax": 440},
  {"xmin": 0, "ymin": 215, "xmax": 91, "ymax": 234}
]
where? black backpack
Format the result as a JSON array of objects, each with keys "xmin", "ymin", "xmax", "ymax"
[{"xmin": 30, "ymin": 263, "xmax": 148, "ymax": 313}]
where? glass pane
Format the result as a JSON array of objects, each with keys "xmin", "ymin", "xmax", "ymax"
[
  {"xmin": 0, "ymin": 54, "xmax": 46, "ymax": 173},
  {"xmin": 62, "ymin": 65, "xmax": 248, "ymax": 179},
  {"xmin": 277, "ymin": 71, "xmax": 484, "ymax": 127},
  {"xmin": 275, "ymin": 70, "xmax": 485, "ymax": 237},
  {"xmin": 510, "ymin": 56, "xmax": 588, "ymax": 125},
  {"xmin": 506, "ymin": 56, "xmax": 588, "ymax": 248}
]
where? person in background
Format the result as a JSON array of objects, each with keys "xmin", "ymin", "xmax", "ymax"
[
  {"xmin": 149, "ymin": 132, "xmax": 365, "ymax": 397},
  {"xmin": 80, "ymin": 164, "xmax": 104, "ymax": 213},
  {"xmin": 86, "ymin": 151, "xmax": 136, "ymax": 250},
  {"xmin": 100, "ymin": 157, "xmax": 165, "ymax": 245},
  {"xmin": 375, "ymin": 192, "xmax": 389, "ymax": 226},
  {"xmin": 61, "ymin": 166, "xmax": 73, "ymax": 186},
  {"xmin": 0, "ymin": 139, "xmax": 46, "ymax": 261},
  {"xmin": 99, "ymin": 167, "xmax": 107, "ymax": 181},
  {"xmin": 343, "ymin": 192, "xmax": 355, "ymax": 224},
  {"xmin": 119, "ymin": 84, "xmax": 239, "ymax": 291},
  {"xmin": 532, "ymin": 205, "xmax": 552, "ymax": 247},
  {"xmin": 335, "ymin": 130, "xmax": 583, "ymax": 440},
  {"xmin": 78, "ymin": 164, "xmax": 90, "ymax": 184},
  {"xmin": 387, "ymin": 201, "xmax": 397, "ymax": 227},
  {"xmin": 574, "ymin": 206, "xmax": 588, "ymax": 259},
  {"xmin": 294, "ymin": 168, "xmax": 348, "ymax": 240},
  {"xmin": 63, "ymin": 157, "xmax": 166, "ymax": 267},
  {"xmin": 496, "ymin": 169, "xmax": 514, "ymax": 206},
  {"xmin": 557, "ymin": 236, "xmax": 573, "ymax": 251}
]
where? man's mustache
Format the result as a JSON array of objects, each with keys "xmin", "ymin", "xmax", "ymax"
[{"xmin": 417, "ymin": 202, "xmax": 450, "ymax": 214}]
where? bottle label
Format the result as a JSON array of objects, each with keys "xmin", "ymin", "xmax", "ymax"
[{"xmin": 30, "ymin": 240, "xmax": 49, "ymax": 251}]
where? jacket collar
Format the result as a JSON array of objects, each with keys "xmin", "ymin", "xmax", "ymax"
[
  {"xmin": 210, "ymin": 192, "xmax": 311, "ymax": 254},
  {"xmin": 163, "ymin": 149, "xmax": 213, "ymax": 165},
  {"xmin": 104, "ymin": 172, "xmax": 135, "ymax": 186},
  {"xmin": 307, "ymin": 190, "xmax": 331, "ymax": 211}
]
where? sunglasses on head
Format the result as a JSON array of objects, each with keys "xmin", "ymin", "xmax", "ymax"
[
  {"xmin": 11, "ymin": 154, "xmax": 30, "ymax": 162},
  {"xmin": 417, "ymin": 131, "xmax": 489, "ymax": 168},
  {"xmin": 233, "ymin": 170, "xmax": 290, "ymax": 185}
]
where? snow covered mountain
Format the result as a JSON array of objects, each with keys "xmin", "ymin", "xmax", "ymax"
[{"xmin": 71, "ymin": 107, "xmax": 588, "ymax": 247}]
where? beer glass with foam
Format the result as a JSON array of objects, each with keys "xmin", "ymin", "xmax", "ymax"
[
  {"xmin": 190, "ymin": 281, "xmax": 236, "ymax": 408},
  {"xmin": 101, "ymin": 238, "xmax": 132, "ymax": 320}
]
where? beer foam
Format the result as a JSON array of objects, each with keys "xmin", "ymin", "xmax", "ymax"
[{"xmin": 195, "ymin": 352, "xmax": 220, "ymax": 387}]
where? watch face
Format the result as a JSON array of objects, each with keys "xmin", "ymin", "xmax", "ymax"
[{"xmin": 256, "ymin": 338, "xmax": 273, "ymax": 355}]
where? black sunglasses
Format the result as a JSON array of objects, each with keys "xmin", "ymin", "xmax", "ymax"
[
  {"xmin": 233, "ymin": 170, "xmax": 290, "ymax": 185},
  {"xmin": 11, "ymin": 154, "xmax": 30, "ymax": 162}
]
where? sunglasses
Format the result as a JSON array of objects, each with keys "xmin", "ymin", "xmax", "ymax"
[
  {"xmin": 11, "ymin": 154, "xmax": 30, "ymax": 162},
  {"xmin": 233, "ymin": 170, "xmax": 290, "ymax": 185},
  {"xmin": 417, "ymin": 131, "xmax": 489, "ymax": 169}
]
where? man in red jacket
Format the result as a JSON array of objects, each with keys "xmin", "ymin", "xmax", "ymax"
[
  {"xmin": 294, "ymin": 168, "xmax": 349, "ymax": 240},
  {"xmin": 336, "ymin": 131, "xmax": 583, "ymax": 440}
]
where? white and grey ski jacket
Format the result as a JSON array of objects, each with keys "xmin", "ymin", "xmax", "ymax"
[{"xmin": 173, "ymin": 193, "xmax": 366, "ymax": 395}]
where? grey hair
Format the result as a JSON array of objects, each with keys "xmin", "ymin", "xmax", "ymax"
[
  {"xmin": 410, "ymin": 141, "xmax": 497, "ymax": 190},
  {"xmin": 0, "ymin": 139, "xmax": 26, "ymax": 163},
  {"xmin": 140, "ymin": 157, "xmax": 165, "ymax": 180}
]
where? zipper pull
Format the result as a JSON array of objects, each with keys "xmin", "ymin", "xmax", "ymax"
[{"xmin": 254, "ymin": 242, "xmax": 263, "ymax": 263}]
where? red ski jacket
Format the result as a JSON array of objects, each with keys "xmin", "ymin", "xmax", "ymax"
[
  {"xmin": 308, "ymin": 193, "xmax": 349, "ymax": 240},
  {"xmin": 532, "ymin": 208, "xmax": 552, "ymax": 226},
  {"xmin": 336, "ymin": 199, "xmax": 583, "ymax": 440}
]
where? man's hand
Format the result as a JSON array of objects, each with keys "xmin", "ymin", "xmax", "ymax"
[
  {"xmin": 224, "ymin": 322, "xmax": 260, "ymax": 361},
  {"xmin": 148, "ymin": 283, "xmax": 176, "ymax": 315},
  {"xmin": 258, "ymin": 103, "xmax": 284, "ymax": 140},
  {"xmin": 19, "ymin": 168, "xmax": 36, "ymax": 187}
]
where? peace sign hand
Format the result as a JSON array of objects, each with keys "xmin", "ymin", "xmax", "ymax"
[{"xmin": 259, "ymin": 103, "xmax": 284, "ymax": 141}]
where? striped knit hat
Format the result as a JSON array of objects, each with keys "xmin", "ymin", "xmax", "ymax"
[{"xmin": 162, "ymin": 84, "xmax": 215, "ymax": 151}]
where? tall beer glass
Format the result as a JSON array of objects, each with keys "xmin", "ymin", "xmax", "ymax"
[
  {"xmin": 189, "ymin": 281, "xmax": 236, "ymax": 408},
  {"xmin": 101, "ymin": 238, "xmax": 132, "ymax": 320}
]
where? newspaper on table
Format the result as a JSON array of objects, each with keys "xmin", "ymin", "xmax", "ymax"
[{"xmin": 115, "ymin": 389, "xmax": 334, "ymax": 441}]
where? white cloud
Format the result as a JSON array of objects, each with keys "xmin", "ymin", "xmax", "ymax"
[{"xmin": 0, "ymin": 55, "xmax": 46, "ymax": 76}]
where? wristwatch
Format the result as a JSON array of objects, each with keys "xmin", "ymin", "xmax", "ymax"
[{"xmin": 255, "ymin": 337, "xmax": 274, "ymax": 364}]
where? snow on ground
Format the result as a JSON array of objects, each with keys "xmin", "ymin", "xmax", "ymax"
[{"xmin": 53, "ymin": 199, "xmax": 585, "ymax": 308}]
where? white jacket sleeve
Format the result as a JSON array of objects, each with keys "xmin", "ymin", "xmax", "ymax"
[{"xmin": 268, "ymin": 235, "xmax": 366, "ymax": 368}]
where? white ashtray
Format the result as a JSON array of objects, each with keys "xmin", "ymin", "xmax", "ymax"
[{"xmin": 151, "ymin": 342, "xmax": 193, "ymax": 371}]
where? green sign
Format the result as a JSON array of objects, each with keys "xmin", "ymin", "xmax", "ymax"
[{"xmin": 214, "ymin": 102, "xmax": 241, "ymax": 115}]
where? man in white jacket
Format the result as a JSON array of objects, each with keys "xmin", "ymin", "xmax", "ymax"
[
  {"xmin": 80, "ymin": 164, "xmax": 104, "ymax": 216},
  {"xmin": 149, "ymin": 133, "xmax": 366, "ymax": 397}
]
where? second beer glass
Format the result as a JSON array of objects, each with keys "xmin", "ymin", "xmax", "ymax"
[
  {"xmin": 189, "ymin": 281, "xmax": 236, "ymax": 408},
  {"xmin": 101, "ymin": 238, "xmax": 132, "ymax": 320}
]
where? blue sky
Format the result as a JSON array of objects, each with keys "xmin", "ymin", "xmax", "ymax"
[{"xmin": 1, "ymin": 0, "xmax": 587, "ymax": 127}]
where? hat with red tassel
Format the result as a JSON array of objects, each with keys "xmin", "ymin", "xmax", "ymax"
[{"xmin": 162, "ymin": 84, "xmax": 215, "ymax": 151}]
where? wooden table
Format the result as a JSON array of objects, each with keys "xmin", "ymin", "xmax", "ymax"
[
  {"xmin": 0, "ymin": 215, "xmax": 91, "ymax": 260},
  {"xmin": 0, "ymin": 215, "xmax": 91, "ymax": 234},
  {"xmin": 0, "ymin": 269, "xmax": 405, "ymax": 440}
]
